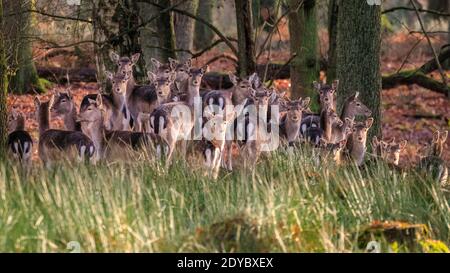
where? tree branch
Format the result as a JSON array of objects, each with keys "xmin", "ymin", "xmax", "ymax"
[
  {"xmin": 7, "ymin": 9, "xmax": 92, "ymax": 23},
  {"xmin": 410, "ymin": 0, "xmax": 448, "ymax": 97},
  {"xmin": 382, "ymin": 6, "xmax": 450, "ymax": 17}
]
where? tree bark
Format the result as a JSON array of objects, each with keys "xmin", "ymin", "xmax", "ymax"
[
  {"xmin": 0, "ymin": 0, "xmax": 8, "ymax": 150},
  {"xmin": 174, "ymin": 0, "xmax": 198, "ymax": 61},
  {"xmin": 92, "ymin": 0, "xmax": 145, "ymax": 90},
  {"xmin": 157, "ymin": 0, "xmax": 177, "ymax": 62},
  {"xmin": 288, "ymin": 0, "xmax": 319, "ymax": 100},
  {"xmin": 5, "ymin": 0, "xmax": 43, "ymax": 94},
  {"xmin": 336, "ymin": 0, "xmax": 382, "ymax": 137},
  {"xmin": 194, "ymin": 0, "xmax": 216, "ymax": 50},
  {"xmin": 235, "ymin": 0, "xmax": 256, "ymax": 78},
  {"xmin": 327, "ymin": 0, "xmax": 338, "ymax": 82}
]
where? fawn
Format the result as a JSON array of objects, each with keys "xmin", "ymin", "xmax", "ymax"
[
  {"xmin": 35, "ymin": 96, "xmax": 95, "ymax": 166},
  {"xmin": 345, "ymin": 117, "xmax": 374, "ymax": 166},
  {"xmin": 313, "ymin": 80, "xmax": 339, "ymax": 111},
  {"xmin": 318, "ymin": 138, "xmax": 348, "ymax": 166},
  {"xmin": 418, "ymin": 130, "xmax": 448, "ymax": 186},
  {"xmin": 51, "ymin": 90, "xmax": 81, "ymax": 131},
  {"xmin": 279, "ymin": 98, "xmax": 311, "ymax": 145},
  {"xmin": 78, "ymin": 94, "xmax": 164, "ymax": 162},
  {"xmin": 7, "ymin": 108, "xmax": 33, "ymax": 166},
  {"xmin": 372, "ymin": 137, "xmax": 407, "ymax": 166}
]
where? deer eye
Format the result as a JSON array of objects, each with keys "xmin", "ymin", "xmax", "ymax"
[
  {"xmin": 61, "ymin": 99, "xmax": 66, "ymax": 103},
  {"xmin": 356, "ymin": 103, "xmax": 361, "ymax": 107},
  {"xmin": 353, "ymin": 128, "xmax": 357, "ymax": 132},
  {"xmin": 165, "ymin": 70, "xmax": 170, "ymax": 73}
]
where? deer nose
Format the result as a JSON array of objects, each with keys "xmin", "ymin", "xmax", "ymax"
[
  {"xmin": 193, "ymin": 80, "xmax": 199, "ymax": 85},
  {"xmin": 358, "ymin": 137, "xmax": 363, "ymax": 141}
]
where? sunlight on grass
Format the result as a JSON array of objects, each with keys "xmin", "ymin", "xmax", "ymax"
[{"xmin": 0, "ymin": 148, "xmax": 449, "ymax": 253}]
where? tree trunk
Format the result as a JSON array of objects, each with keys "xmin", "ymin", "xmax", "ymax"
[
  {"xmin": 92, "ymin": 0, "xmax": 145, "ymax": 90},
  {"xmin": 5, "ymin": 0, "xmax": 43, "ymax": 94},
  {"xmin": 157, "ymin": 0, "xmax": 177, "ymax": 62},
  {"xmin": 235, "ymin": 0, "xmax": 256, "ymax": 78},
  {"xmin": 0, "ymin": 0, "xmax": 8, "ymax": 150},
  {"xmin": 194, "ymin": 0, "xmax": 216, "ymax": 50},
  {"xmin": 288, "ymin": 0, "xmax": 319, "ymax": 101},
  {"xmin": 327, "ymin": 0, "xmax": 338, "ymax": 82},
  {"xmin": 174, "ymin": 0, "xmax": 198, "ymax": 61},
  {"xmin": 336, "ymin": 0, "xmax": 382, "ymax": 137}
]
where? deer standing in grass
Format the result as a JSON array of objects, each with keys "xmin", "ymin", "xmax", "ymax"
[
  {"xmin": 7, "ymin": 108, "xmax": 33, "ymax": 167},
  {"xmin": 279, "ymin": 98, "xmax": 311, "ymax": 146},
  {"xmin": 419, "ymin": 131, "xmax": 448, "ymax": 187},
  {"xmin": 78, "ymin": 94, "xmax": 165, "ymax": 162},
  {"xmin": 150, "ymin": 67, "xmax": 207, "ymax": 165},
  {"xmin": 345, "ymin": 118, "xmax": 374, "ymax": 166},
  {"xmin": 35, "ymin": 96, "xmax": 95, "ymax": 167}
]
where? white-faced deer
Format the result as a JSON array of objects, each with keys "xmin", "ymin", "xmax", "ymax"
[
  {"xmin": 78, "ymin": 94, "xmax": 165, "ymax": 162},
  {"xmin": 418, "ymin": 130, "xmax": 448, "ymax": 186},
  {"xmin": 313, "ymin": 80, "xmax": 339, "ymax": 111},
  {"xmin": 35, "ymin": 96, "xmax": 95, "ymax": 167},
  {"xmin": 345, "ymin": 117, "xmax": 374, "ymax": 166},
  {"xmin": 51, "ymin": 90, "xmax": 81, "ymax": 131},
  {"xmin": 7, "ymin": 108, "xmax": 33, "ymax": 166},
  {"xmin": 229, "ymin": 72, "xmax": 259, "ymax": 106},
  {"xmin": 280, "ymin": 98, "xmax": 311, "ymax": 145}
]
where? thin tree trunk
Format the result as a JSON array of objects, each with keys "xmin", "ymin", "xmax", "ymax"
[
  {"xmin": 157, "ymin": 0, "xmax": 176, "ymax": 62},
  {"xmin": 288, "ymin": 0, "xmax": 319, "ymax": 100},
  {"xmin": 194, "ymin": 0, "xmax": 216, "ymax": 50},
  {"xmin": 327, "ymin": 0, "xmax": 338, "ymax": 82},
  {"xmin": 0, "ymin": 0, "xmax": 8, "ymax": 151},
  {"xmin": 336, "ymin": 0, "xmax": 382, "ymax": 137},
  {"xmin": 235, "ymin": 0, "xmax": 256, "ymax": 78},
  {"xmin": 92, "ymin": 0, "xmax": 145, "ymax": 90},
  {"xmin": 174, "ymin": 0, "xmax": 198, "ymax": 61},
  {"xmin": 5, "ymin": 0, "xmax": 43, "ymax": 94}
]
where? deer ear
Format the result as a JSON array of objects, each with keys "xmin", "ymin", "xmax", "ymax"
[
  {"xmin": 302, "ymin": 97, "xmax": 311, "ymax": 108},
  {"xmin": 169, "ymin": 72, "xmax": 176, "ymax": 82},
  {"xmin": 151, "ymin": 58, "xmax": 162, "ymax": 70},
  {"xmin": 248, "ymin": 73, "xmax": 259, "ymax": 85},
  {"xmin": 168, "ymin": 58, "xmax": 178, "ymax": 70},
  {"xmin": 200, "ymin": 65, "xmax": 208, "ymax": 75},
  {"xmin": 185, "ymin": 58, "xmax": 192, "ymax": 68},
  {"xmin": 332, "ymin": 80, "xmax": 339, "ymax": 92},
  {"xmin": 372, "ymin": 136, "xmax": 379, "ymax": 146},
  {"xmin": 34, "ymin": 97, "xmax": 41, "ymax": 108},
  {"xmin": 96, "ymin": 94, "xmax": 103, "ymax": 108},
  {"xmin": 354, "ymin": 92, "xmax": 360, "ymax": 99},
  {"xmin": 105, "ymin": 71, "xmax": 114, "ymax": 81},
  {"xmin": 131, "ymin": 53, "xmax": 141, "ymax": 64},
  {"xmin": 313, "ymin": 81, "xmax": 321, "ymax": 92},
  {"xmin": 147, "ymin": 71, "xmax": 157, "ymax": 83},
  {"xmin": 365, "ymin": 117, "xmax": 374, "ymax": 129},
  {"xmin": 440, "ymin": 131, "xmax": 448, "ymax": 143},
  {"xmin": 399, "ymin": 140, "xmax": 407, "ymax": 150},
  {"xmin": 48, "ymin": 95, "xmax": 55, "ymax": 109},
  {"xmin": 228, "ymin": 73, "xmax": 238, "ymax": 85},
  {"xmin": 432, "ymin": 131, "xmax": 440, "ymax": 143},
  {"xmin": 109, "ymin": 51, "xmax": 120, "ymax": 63}
]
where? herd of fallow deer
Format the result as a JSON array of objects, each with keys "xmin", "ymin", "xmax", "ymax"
[{"xmin": 6, "ymin": 52, "xmax": 448, "ymax": 185}]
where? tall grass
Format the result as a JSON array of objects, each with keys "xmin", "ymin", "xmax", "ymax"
[{"xmin": 0, "ymin": 148, "xmax": 449, "ymax": 253}]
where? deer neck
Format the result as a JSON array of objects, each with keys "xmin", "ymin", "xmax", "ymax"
[
  {"xmin": 231, "ymin": 87, "xmax": 248, "ymax": 105},
  {"xmin": 320, "ymin": 111, "xmax": 333, "ymax": 142},
  {"xmin": 38, "ymin": 104, "xmax": 50, "ymax": 137},
  {"xmin": 15, "ymin": 116, "xmax": 26, "ymax": 131},
  {"xmin": 85, "ymin": 117, "xmax": 106, "ymax": 160},
  {"xmin": 186, "ymin": 83, "xmax": 200, "ymax": 107},
  {"xmin": 64, "ymin": 106, "xmax": 79, "ymax": 131},
  {"xmin": 349, "ymin": 135, "xmax": 366, "ymax": 165},
  {"xmin": 126, "ymin": 76, "xmax": 136, "ymax": 98},
  {"xmin": 340, "ymin": 100, "xmax": 353, "ymax": 121},
  {"xmin": 285, "ymin": 116, "xmax": 301, "ymax": 143}
]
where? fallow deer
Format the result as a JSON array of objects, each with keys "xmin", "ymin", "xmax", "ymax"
[
  {"xmin": 35, "ymin": 96, "xmax": 95, "ymax": 166},
  {"xmin": 78, "ymin": 94, "xmax": 165, "ymax": 162},
  {"xmin": 51, "ymin": 90, "xmax": 81, "ymax": 131},
  {"xmin": 7, "ymin": 108, "xmax": 33, "ymax": 166},
  {"xmin": 418, "ymin": 130, "xmax": 448, "ymax": 187},
  {"xmin": 279, "ymin": 98, "xmax": 311, "ymax": 146},
  {"xmin": 345, "ymin": 118, "xmax": 374, "ymax": 166}
]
